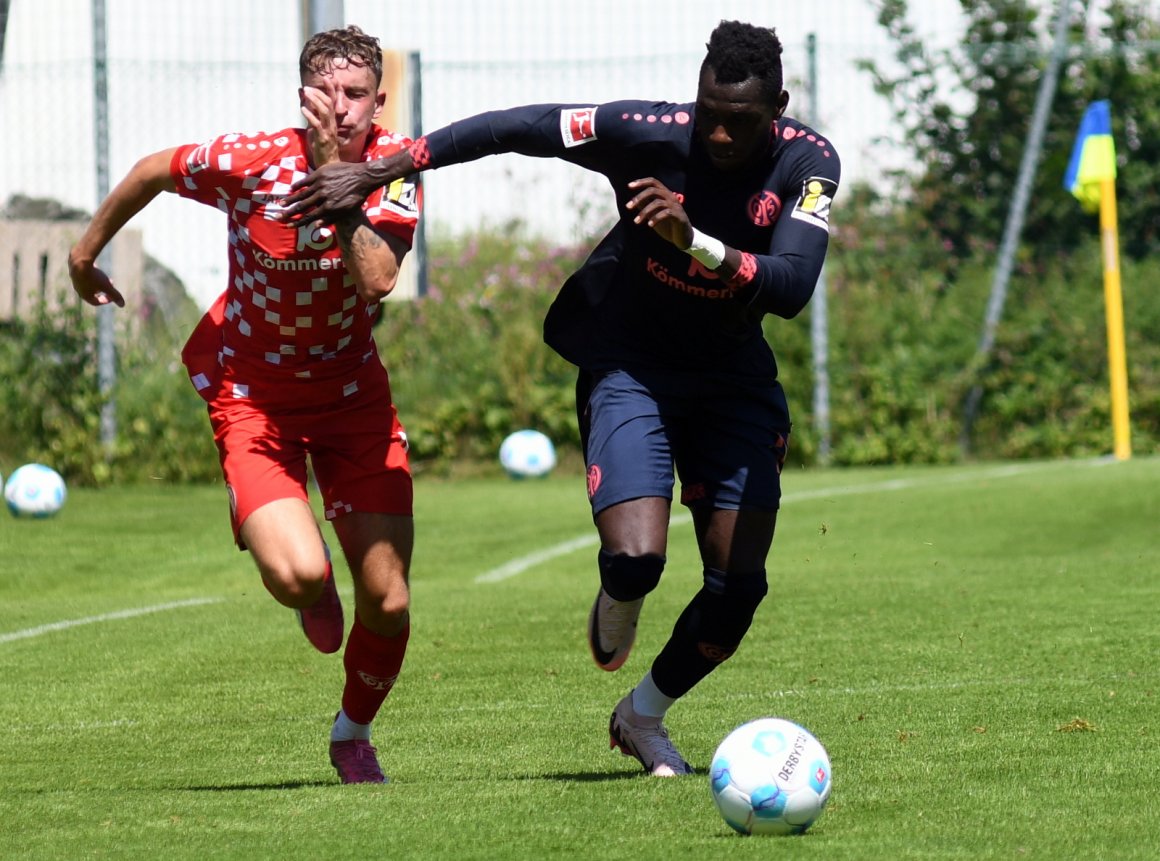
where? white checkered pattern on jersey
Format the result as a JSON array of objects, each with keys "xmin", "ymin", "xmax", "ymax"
[
  {"xmin": 173, "ymin": 127, "xmax": 418, "ymax": 394},
  {"xmin": 232, "ymin": 162, "xmax": 339, "ymax": 367},
  {"xmin": 243, "ymin": 158, "xmax": 308, "ymax": 219}
]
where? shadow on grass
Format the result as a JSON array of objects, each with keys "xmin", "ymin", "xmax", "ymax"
[
  {"xmin": 530, "ymin": 766, "xmax": 709, "ymax": 782},
  {"xmin": 181, "ymin": 779, "xmax": 337, "ymax": 791},
  {"xmin": 178, "ymin": 766, "xmax": 711, "ymax": 789}
]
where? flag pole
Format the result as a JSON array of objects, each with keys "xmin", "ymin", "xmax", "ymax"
[{"xmin": 1098, "ymin": 176, "xmax": 1131, "ymax": 460}]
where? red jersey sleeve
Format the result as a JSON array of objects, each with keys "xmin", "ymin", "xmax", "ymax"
[{"xmin": 361, "ymin": 131, "xmax": 421, "ymax": 247}]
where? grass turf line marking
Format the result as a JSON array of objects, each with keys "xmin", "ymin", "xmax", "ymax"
[
  {"xmin": 474, "ymin": 459, "xmax": 1078, "ymax": 584},
  {"xmin": 0, "ymin": 598, "xmax": 224, "ymax": 645}
]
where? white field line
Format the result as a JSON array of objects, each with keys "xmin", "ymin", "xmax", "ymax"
[
  {"xmin": 0, "ymin": 597, "xmax": 224, "ymax": 645},
  {"xmin": 473, "ymin": 459, "xmax": 1088, "ymax": 584},
  {"xmin": 0, "ymin": 459, "xmax": 1111, "ymax": 642}
]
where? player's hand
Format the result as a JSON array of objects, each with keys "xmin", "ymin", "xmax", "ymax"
[
  {"xmin": 279, "ymin": 162, "xmax": 375, "ymax": 224},
  {"xmin": 67, "ymin": 250, "xmax": 125, "ymax": 308},
  {"xmin": 301, "ymin": 86, "xmax": 341, "ymax": 167},
  {"xmin": 625, "ymin": 177, "xmax": 693, "ymax": 249}
]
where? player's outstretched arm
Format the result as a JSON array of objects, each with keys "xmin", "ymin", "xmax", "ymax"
[
  {"xmin": 68, "ymin": 148, "xmax": 178, "ymax": 307},
  {"xmin": 283, "ymin": 102, "xmax": 599, "ymax": 224},
  {"xmin": 280, "ymin": 153, "xmax": 412, "ymax": 224}
]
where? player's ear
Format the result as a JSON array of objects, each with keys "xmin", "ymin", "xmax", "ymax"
[
  {"xmin": 373, "ymin": 89, "xmax": 386, "ymax": 120},
  {"xmin": 775, "ymin": 90, "xmax": 790, "ymax": 119}
]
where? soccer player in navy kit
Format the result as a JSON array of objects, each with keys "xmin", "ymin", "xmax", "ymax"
[{"xmin": 284, "ymin": 20, "xmax": 840, "ymax": 777}]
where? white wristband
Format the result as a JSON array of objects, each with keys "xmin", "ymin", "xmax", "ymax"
[{"xmin": 685, "ymin": 227, "xmax": 726, "ymax": 270}]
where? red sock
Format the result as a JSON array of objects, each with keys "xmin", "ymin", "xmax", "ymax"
[{"xmin": 341, "ymin": 616, "xmax": 410, "ymax": 724}]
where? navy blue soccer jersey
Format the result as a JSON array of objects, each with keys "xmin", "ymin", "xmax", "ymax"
[{"xmin": 417, "ymin": 100, "xmax": 840, "ymax": 380}]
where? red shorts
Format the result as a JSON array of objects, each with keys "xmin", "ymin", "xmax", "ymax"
[{"xmin": 205, "ymin": 359, "xmax": 413, "ymax": 546}]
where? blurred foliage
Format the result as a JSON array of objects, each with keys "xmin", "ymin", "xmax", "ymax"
[
  {"xmin": 0, "ymin": 304, "xmax": 220, "ymax": 487},
  {"xmin": 0, "ymin": 307, "xmax": 107, "ymax": 481},
  {"xmin": 796, "ymin": 194, "xmax": 1160, "ymax": 465},
  {"xmin": 374, "ymin": 232, "xmax": 585, "ymax": 473},
  {"xmin": 857, "ymin": 0, "xmax": 1160, "ymax": 278},
  {"xmin": 3, "ymin": 224, "xmax": 1156, "ymax": 487}
]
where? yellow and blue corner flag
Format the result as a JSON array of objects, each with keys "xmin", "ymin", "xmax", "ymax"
[{"xmin": 1063, "ymin": 100, "xmax": 1116, "ymax": 214}]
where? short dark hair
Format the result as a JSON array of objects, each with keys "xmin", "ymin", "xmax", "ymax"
[
  {"xmin": 701, "ymin": 20, "xmax": 784, "ymax": 103},
  {"xmin": 300, "ymin": 25, "xmax": 383, "ymax": 88}
]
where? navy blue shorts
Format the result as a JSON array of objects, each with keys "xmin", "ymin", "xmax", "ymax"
[{"xmin": 578, "ymin": 369, "xmax": 790, "ymax": 515}]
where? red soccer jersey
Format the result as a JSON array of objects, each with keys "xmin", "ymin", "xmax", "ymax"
[{"xmin": 172, "ymin": 125, "xmax": 420, "ymax": 404}]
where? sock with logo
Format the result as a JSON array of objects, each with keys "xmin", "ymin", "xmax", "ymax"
[{"xmin": 340, "ymin": 615, "xmax": 410, "ymax": 725}]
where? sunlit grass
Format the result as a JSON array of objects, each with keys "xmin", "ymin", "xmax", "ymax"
[{"xmin": 1, "ymin": 457, "xmax": 1158, "ymax": 860}]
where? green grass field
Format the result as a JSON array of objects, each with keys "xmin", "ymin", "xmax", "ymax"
[{"xmin": 2, "ymin": 456, "xmax": 1158, "ymax": 860}]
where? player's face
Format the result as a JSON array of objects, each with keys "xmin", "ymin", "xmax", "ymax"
[
  {"xmin": 301, "ymin": 60, "xmax": 385, "ymax": 159},
  {"xmin": 694, "ymin": 67, "xmax": 788, "ymax": 171}
]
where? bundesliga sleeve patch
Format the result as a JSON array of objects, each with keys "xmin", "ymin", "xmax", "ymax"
[
  {"xmin": 789, "ymin": 176, "xmax": 837, "ymax": 230},
  {"xmin": 560, "ymin": 107, "xmax": 598, "ymax": 148},
  {"xmin": 380, "ymin": 177, "xmax": 420, "ymax": 218}
]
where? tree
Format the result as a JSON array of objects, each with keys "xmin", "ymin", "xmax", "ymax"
[
  {"xmin": 1072, "ymin": 1, "xmax": 1160, "ymax": 259},
  {"xmin": 858, "ymin": 0, "xmax": 1160, "ymax": 274}
]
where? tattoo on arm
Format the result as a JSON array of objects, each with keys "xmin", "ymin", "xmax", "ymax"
[
  {"xmin": 335, "ymin": 211, "xmax": 386, "ymax": 258},
  {"xmin": 332, "ymin": 210, "xmax": 403, "ymax": 302}
]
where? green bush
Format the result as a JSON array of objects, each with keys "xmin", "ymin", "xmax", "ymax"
[
  {"xmin": 112, "ymin": 351, "xmax": 221, "ymax": 484},
  {"xmin": 374, "ymin": 232, "xmax": 584, "ymax": 472},
  {"xmin": 2, "ymin": 225, "xmax": 1157, "ymax": 488},
  {"xmin": 969, "ymin": 250, "xmax": 1159, "ymax": 459},
  {"xmin": 785, "ymin": 211, "xmax": 1160, "ymax": 465},
  {"xmin": 0, "ymin": 307, "xmax": 107, "ymax": 479},
  {"xmin": 0, "ymin": 313, "xmax": 220, "ymax": 487}
]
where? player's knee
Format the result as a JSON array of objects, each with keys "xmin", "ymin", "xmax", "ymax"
[
  {"xmin": 258, "ymin": 557, "xmax": 330, "ymax": 608},
  {"xmin": 360, "ymin": 589, "xmax": 411, "ymax": 636},
  {"xmin": 367, "ymin": 609, "xmax": 409, "ymax": 638},
  {"xmin": 598, "ymin": 549, "xmax": 666, "ymax": 601}
]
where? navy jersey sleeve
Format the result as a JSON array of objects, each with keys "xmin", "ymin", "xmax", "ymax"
[
  {"xmin": 419, "ymin": 101, "xmax": 674, "ymax": 174},
  {"xmin": 730, "ymin": 134, "xmax": 841, "ymax": 320}
]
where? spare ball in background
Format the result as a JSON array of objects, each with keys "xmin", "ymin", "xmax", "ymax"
[
  {"xmin": 499, "ymin": 430, "xmax": 557, "ymax": 479},
  {"xmin": 5, "ymin": 463, "xmax": 68, "ymax": 518}
]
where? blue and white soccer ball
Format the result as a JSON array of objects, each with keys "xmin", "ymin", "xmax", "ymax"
[
  {"xmin": 4, "ymin": 463, "xmax": 68, "ymax": 518},
  {"xmin": 499, "ymin": 429, "xmax": 557, "ymax": 479},
  {"xmin": 710, "ymin": 717, "xmax": 832, "ymax": 836}
]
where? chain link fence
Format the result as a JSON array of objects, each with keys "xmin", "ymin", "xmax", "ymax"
[
  {"xmin": 0, "ymin": 0, "xmax": 980, "ymax": 310},
  {"xmin": 3, "ymin": 1, "xmax": 1154, "ymax": 312}
]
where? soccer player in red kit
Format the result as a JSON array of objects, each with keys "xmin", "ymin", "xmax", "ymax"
[{"xmin": 68, "ymin": 26, "xmax": 418, "ymax": 784}]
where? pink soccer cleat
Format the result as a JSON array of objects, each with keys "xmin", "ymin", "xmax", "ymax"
[
  {"xmin": 295, "ymin": 565, "xmax": 344, "ymax": 654},
  {"xmin": 329, "ymin": 739, "xmax": 387, "ymax": 784}
]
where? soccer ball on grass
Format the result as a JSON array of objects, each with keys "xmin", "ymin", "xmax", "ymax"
[
  {"xmin": 710, "ymin": 717, "xmax": 832, "ymax": 835},
  {"xmin": 5, "ymin": 463, "xmax": 68, "ymax": 518},
  {"xmin": 499, "ymin": 429, "xmax": 556, "ymax": 479}
]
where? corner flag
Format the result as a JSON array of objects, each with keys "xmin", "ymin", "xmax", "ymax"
[
  {"xmin": 1064, "ymin": 99, "xmax": 1130, "ymax": 460},
  {"xmin": 1063, "ymin": 100, "xmax": 1116, "ymax": 214}
]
